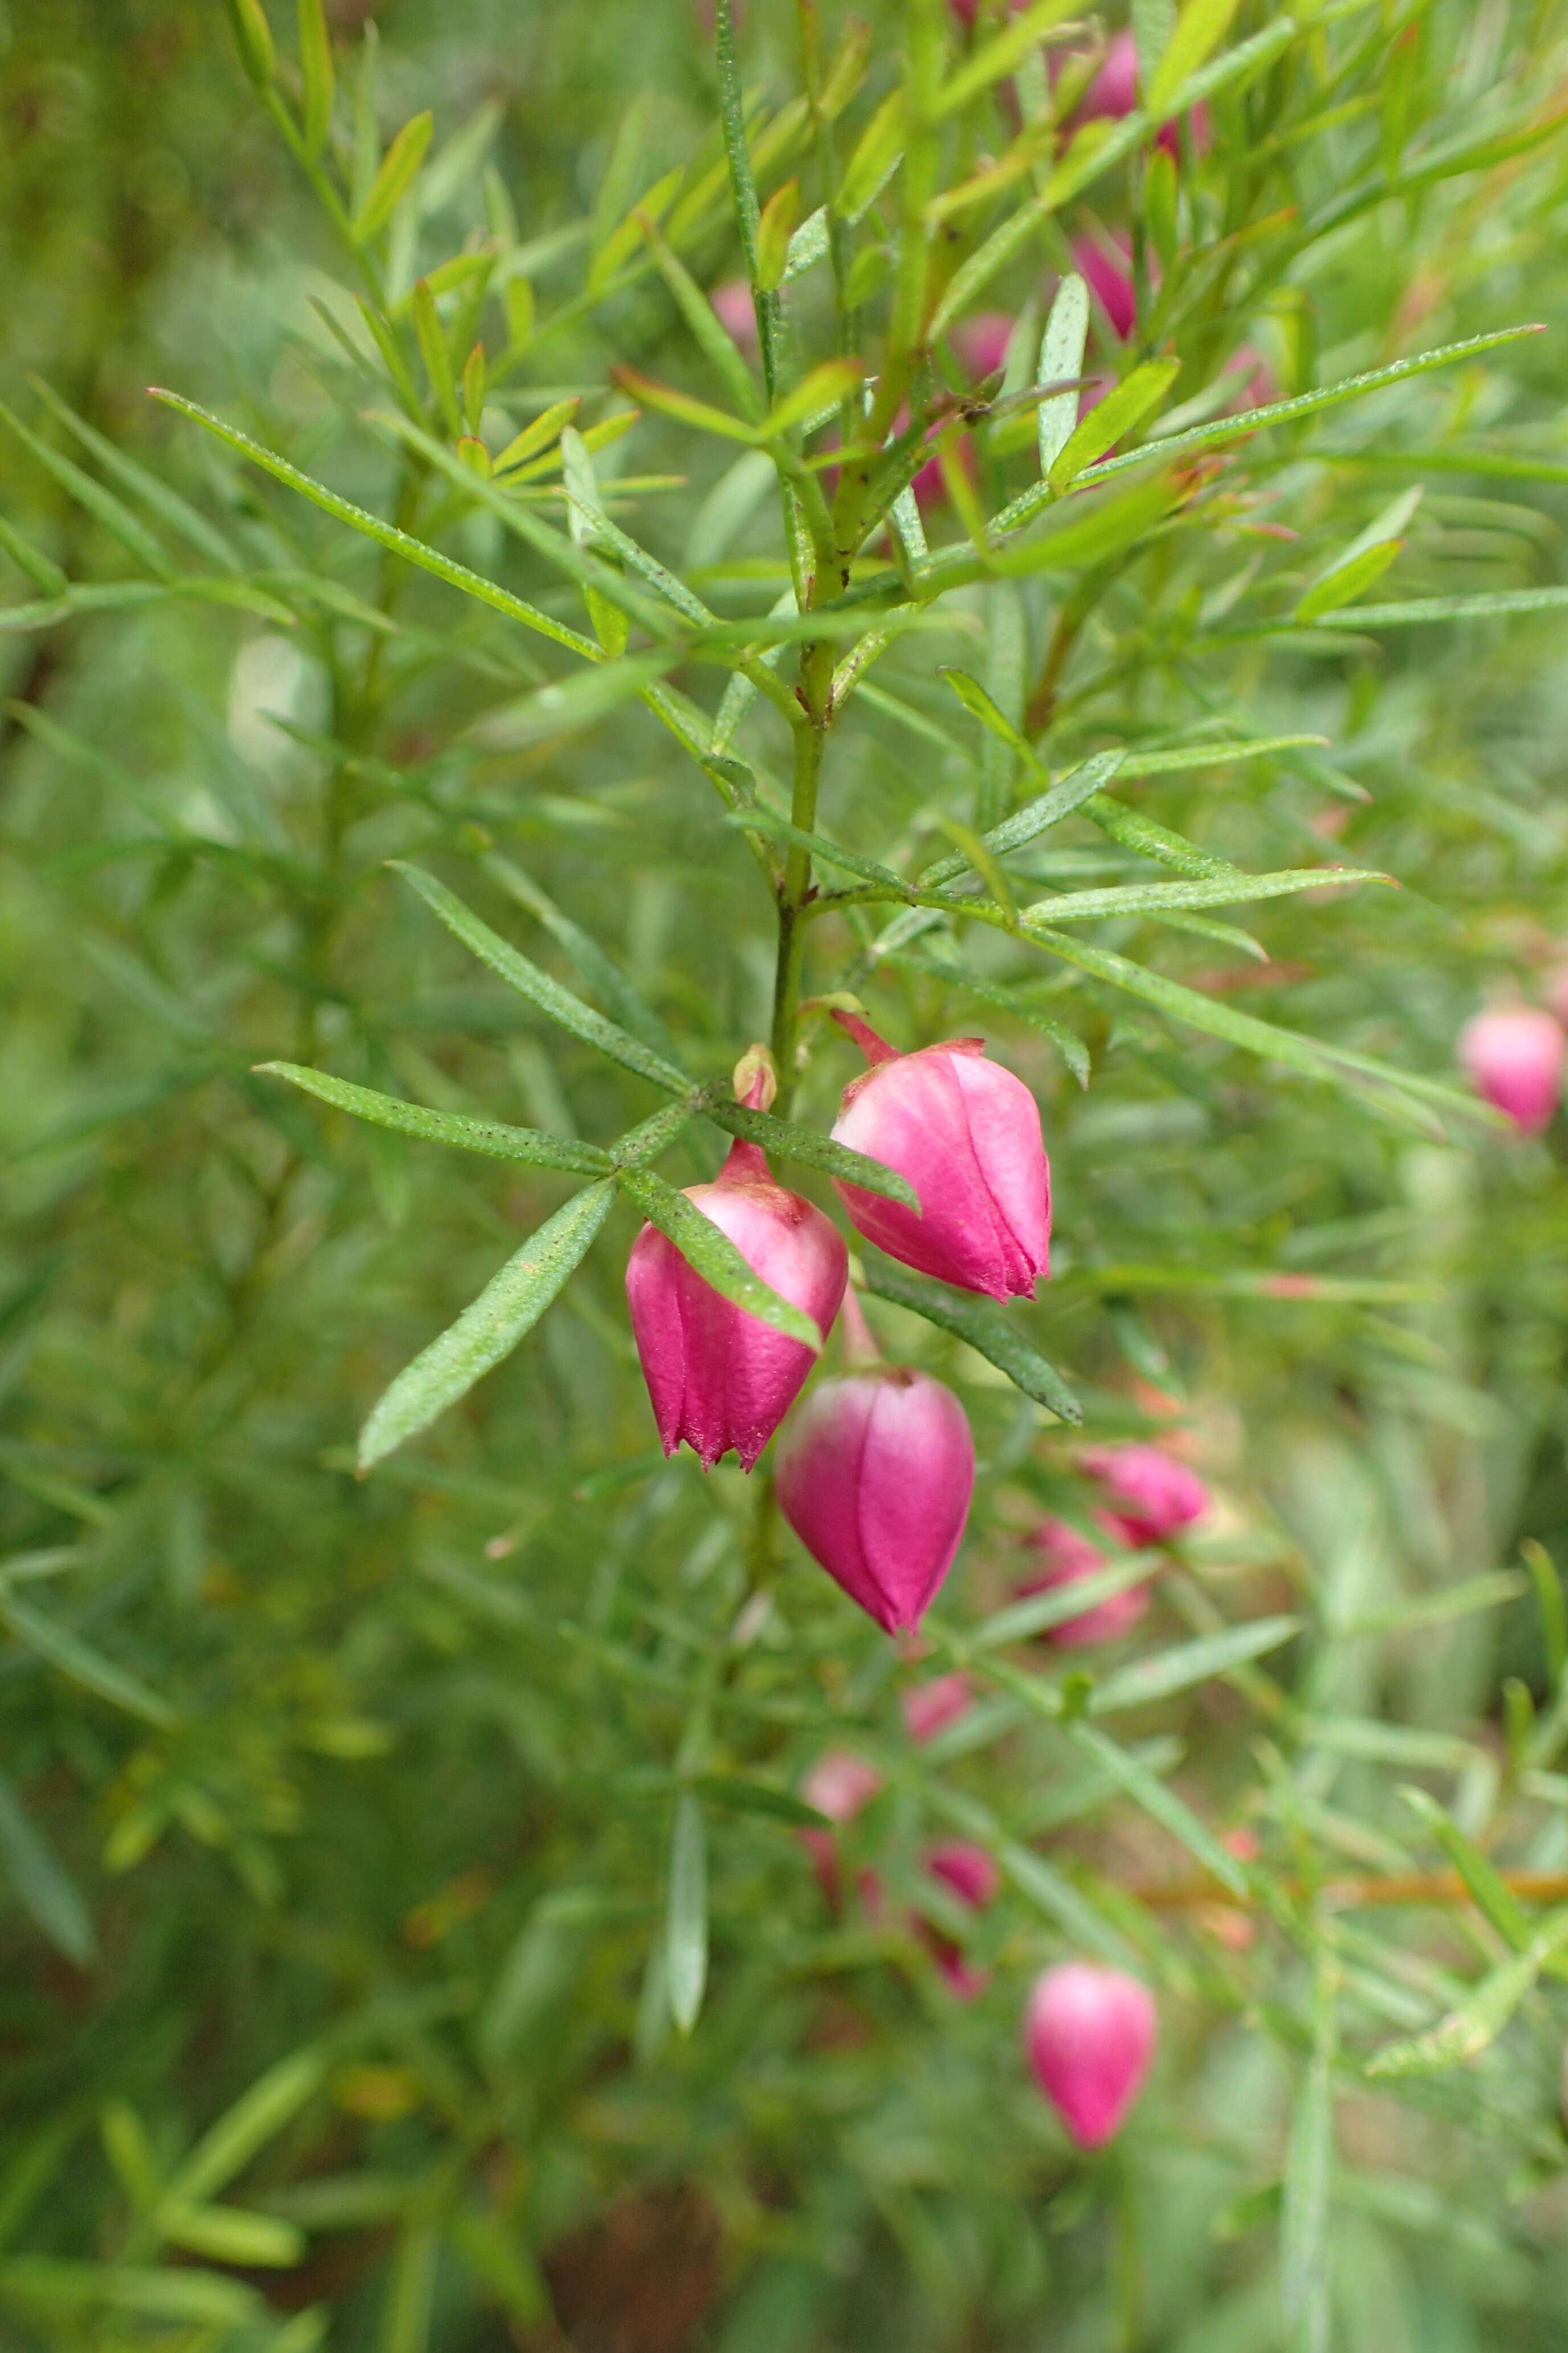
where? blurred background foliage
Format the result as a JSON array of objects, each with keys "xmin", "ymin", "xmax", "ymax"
[{"xmin": 9, "ymin": 0, "xmax": 1568, "ymax": 2347}]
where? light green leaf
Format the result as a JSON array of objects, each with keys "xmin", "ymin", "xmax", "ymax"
[
  {"xmin": 0, "ymin": 2257, "xmax": 262, "ymax": 2324},
  {"xmin": 1037, "ymin": 273, "xmax": 1090, "ymax": 475},
  {"xmin": 1146, "ymin": 0, "xmax": 1243, "ymax": 116},
  {"xmin": 882, "ymin": 948, "xmax": 1092, "ymax": 1085},
  {"xmin": 468, "ymin": 652, "xmax": 678, "ymax": 749},
  {"xmin": 1280, "ymin": 1960, "xmax": 1337, "ymax": 2352},
  {"xmin": 1089, "ymin": 1618, "xmax": 1299, "ymax": 1712},
  {"xmin": 1295, "ymin": 539, "xmax": 1403, "ymax": 623},
  {"xmin": 616, "ymin": 1167, "xmax": 823, "ymax": 1351},
  {"xmin": 157, "ymin": 2202, "xmax": 306, "ymax": 2269},
  {"xmin": 858, "ymin": 1258, "xmax": 1081, "ymax": 1424},
  {"xmin": 351, "ymin": 111, "xmax": 434, "ymax": 245},
  {"xmin": 298, "ymin": 0, "xmax": 335, "ymax": 157},
  {"xmin": 1364, "ymin": 1912, "xmax": 1568, "ymax": 2077},
  {"xmin": 838, "ymin": 91, "xmax": 907, "ymax": 222},
  {"xmin": 0, "ymin": 1775, "xmax": 93, "ymax": 1964},
  {"xmin": 1398, "ymin": 1787, "xmax": 1533, "ymax": 1952},
  {"xmin": 358, "ymin": 1182, "xmax": 616, "ymax": 1470},
  {"xmin": 1024, "ymin": 865, "xmax": 1384, "ymax": 926},
  {"xmin": 0, "ymin": 1594, "xmax": 175, "ymax": 1728},
  {"xmin": 666, "ymin": 1793, "xmax": 708, "ymax": 2035},
  {"xmin": 1069, "ymin": 1722, "xmax": 1251, "ymax": 1893},
  {"xmin": 971, "ymin": 1555, "xmax": 1160, "ymax": 1649},
  {"xmin": 932, "ymin": 0, "xmax": 1083, "ymax": 120},
  {"xmin": 764, "ymin": 357, "xmax": 865, "ymax": 439},
  {"xmin": 993, "ymin": 471, "xmax": 1182, "ymax": 572},
  {"xmin": 725, "ymin": 807, "xmax": 913, "ymax": 898},
  {"xmin": 392, "ymin": 863, "xmax": 691, "ymax": 1094},
  {"xmin": 28, "ymin": 379, "xmax": 240, "ymax": 573},
  {"xmin": 0, "ymin": 399, "xmax": 176, "ymax": 581},
  {"xmin": 172, "ymin": 2047, "xmax": 328, "ymax": 2202},
  {"xmin": 1049, "ymin": 360, "xmax": 1181, "ymax": 491},
  {"xmin": 258, "ymin": 1063, "xmax": 613, "ymax": 1175},
  {"xmin": 708, "ymin": 1102, "xmax": 919, "ymax": 1209}
]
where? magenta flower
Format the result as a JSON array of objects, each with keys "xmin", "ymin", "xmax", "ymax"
[
  {"xmin": 918, "ymin": 1840, "xmax": 1001, "ymax": 1999},
  {"xmin": 1460, "ymin": 1005, "xmax": 1565, "ymax": 1133},
  {"xmin": 1081, "ymin": 1442, "xmax": 1208, "ymax": 1545},
  {"xmin": 1072, "ymin": 227, "xmax": 1137, "ymax": 343},
  {"xmin": 829, "ymin": 1013, "xmax": 1051, "ymax": 1302},
  {"xmin": 951, "ymin": 310, "xmax": 1015, "ymax": 383},
  {"xmin": 775, "ymin": 1364, "xmax": 975, "ymax": 1634},
  {"xmin": 625, "ymin": 1103, "xmax": 846, "ymax": 1470},
  {"xmin": 902, "ymin": 1672, "xmax": 975, "ymax": 1743},
  {"xmin": 710, "ymin": 277, "xmax": 758, "ymax": 350},
  {"xmin": 1016, "ymin": 1515, "xmax": 1149, "ymax": 1648},
  {"xmin": 1024, "ymin": 1962, "xmax": 1158, "ymax": 2148},
  {"xmin": 1065, "ymin": 29, "xmax": 1212, "ymax": 160}
]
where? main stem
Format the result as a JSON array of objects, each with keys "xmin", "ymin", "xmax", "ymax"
[{"xmin": 769, "ymin": 642, "xmax": 833, "ymax": 1119}]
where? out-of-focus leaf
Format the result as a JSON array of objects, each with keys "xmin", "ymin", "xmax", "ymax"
[
  {"xmin": 1037, "ymin": 273, "xmax": 1089, "ymax": 474},
  {"xmin": 1280, "ymin": 1959, "xmax": 1337, "ymax": 2353},
  {"xmin": 169, "ymin": 2047, "xmax": 328, "ymax": 2203},
  {"xmin": 1089, "ymin": 1618, "xmax": 1299, "ymax": 1712},
  {"xmin": 0, "ymin": 1595, "xmax": 176, "ymax": 1728},
  {"xmin": 666, "ymin": 1794, "xmax": 708, "ymax": 2034},
  {"xmin": 351, "ymin": 112, "xmax": 434, "ymax": 245},
  {"xmin": 0, "ymin": 1776, "xmax": 93, "ymax": 1964},
  {"xmin": 1364, "ymin": 1912, "xmax": 1568, "ymax": 2076},
  {"xmin": 298, "ymin": 0, "xmax": 335, "ymax": 157},
  {"xmin": 157, "ymin": 2202, "xmax": 305, "ymax": 2267},
  {"xmin": 1147, "ymin": 0, "xmax": 1243, "ymax": 115}
]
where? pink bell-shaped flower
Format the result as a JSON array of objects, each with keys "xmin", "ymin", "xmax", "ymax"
[
  {"xmin": 1024, "ymin": 1962, "xmax": 1158, "ymax": 2148},
  {"xmin": 829, "ymin": 1012, "xmax": 1051, "ymax": 1302},
  {"xmin": 1081, "ymin": 1442, "xmax": 1208, "ymax": 1545},
  {"xmin": 1459, "ymin": 1005, "xmax": 1565, "ymax": 1134},
  {"xmin": 774, "ymin": 1294, "xmax": 975, "ymax": 1634},
  {"xmin": 1016, "ymin": 1515, "xmax": 1150, "ymax": 1648},
  {"xmin": 902, "ymin": 1672, "xmax": 975, "ymax": 1742},
  {"xmin": 918, "ymin": 1840, "xmax": 1001, "ymax": 2000},
  {"xmin": 625, "ymin": 1056, "xmax": 847, "ymax": 1470}
]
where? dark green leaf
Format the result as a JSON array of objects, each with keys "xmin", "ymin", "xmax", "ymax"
[
  {"xmin": 258, "ymin": 1062, "xmax": 613, "ymax": 1175},
  {"xmin": 859, "ymin": 1259, "xmax": 1081, "ymax": 1424}
]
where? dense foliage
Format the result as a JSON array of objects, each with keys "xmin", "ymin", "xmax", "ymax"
[{"xmin": 8, "ymin": 1, "xmax": 1568, "ymax": 2346}]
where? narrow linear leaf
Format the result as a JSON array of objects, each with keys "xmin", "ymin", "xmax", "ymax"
[
  {"xmin": 258, "ymin": 1063, "xmax": 612, "ymax": 1175},
  {"xmin": 1089, "ymin": 1617, "xmax": 1298, "ymax": 1712},
  {"xmin": 391, "ymin": 863, "xmax": 691, "ymax": 1094},
  {"xmin": 0, "ymin": 1595, "xmax": 176, "ymax": 1728},
  {"xmin": 724, "ymin": 807, "xmax": 913, "ymax": 897},
  {"xmin": 29, "ymin": 380, "xmax": 239, "ymax": 572},
  {"xmin": 1037, "ymin": 274, "xmax": 1090, "ymax": 475},
  {"xmin": 1295, "ymin": 539, "xmax": 1402, "ymax": 623},
  {"xmin": 352, "ymin": 111, "xmax": 433, "ymax": 245},
  {"xmin": 666, "ymin": 1794, "xmax": 708, "ymax": 2034},
  {"xmin": 1023, "ymin": 866, "xmax": 1384, "ymax": 927},
  {"xmin": 156, "ymin": 2203, "xmax": 304, "ymax": 2269},
  {"xmin": 358, "ymin": 1182, "xmax": 616, "ymax": 1471},
  {"xmin": 971, "ymin": 1555, "xmax": 1160, "ymax": 1649},
  {"xmin": 0, "ymin": 399, "xmax": 176, "ymax": 581},
  {"xmin": 708, "ymin": 1102, "xmax": 919, "ymax": 1209},
  {"xmin": 1364, "ymin": 1913, "xmax": 1568, "ymax": 2077},
  {"xmin": 859, "ymin": 1258, "xmax": 1081, "ymax": 1424},
  {"xmin": 0, "ymin": 1775, "xmax": 94, "ymax": 1964},
  {"xmin": 171, "ymin": 2049, "xmax": 328, "ymax": 2204},
  {"xmin": 298, "ymin": 0, "xmax": 335, "ymax": 158},
  {"xmin": 1398, "ymin": 1788, "xmax": 1533, "ymax": 1952},
  {"xmin": 932, "ymin": 0, "xmax": 1082, "ymax": 119},
  {"xmin": 882, "ymin": 948, "xmax": 1092, "ymax": 1085},
  {"xmin": 1280, "ymin": 1960, "xmax": 1337, "ymax": 2346},
  {"xmin": 921, "ymin": 747, "xmax": 1126, "ymax": 884},
  {"xmin": 1068, "ymin": 1722, "xmax": 1251, "ymax": 1895},
  {"xmin": 1146, "ymin": 0, "xmax": 1243, "ymax": 116},
  {"xmin": 1049, "ymin": 360, "xmax": 1182, "ymax": 492},
  {"xmin": 616, "ymin": 1168, "xmax": 822, "ymax": 1351}
]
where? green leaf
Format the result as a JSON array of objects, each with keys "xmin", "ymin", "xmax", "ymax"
[
  {"xmin": 708, "ymin": 1102, "xmax": 919, "ymax": 1209},
  {"xmin": 1024, "ymin": 865, "xmax": 1384, "ymax": 927},
  {"xmin": 691, "ymin": 1774, "xmax": 828, "ymax": 1826},
  {"xmin": 882, "ymin": 948, "xmax": 1092, "ymax": 1085},
  {"xmin": 224, "ymin": 0, "xmax": 275, "ymax": 88},
  {"xmin": 1089, "ymin": 1618, "xmax": 1299, "ymax": 1713},
  {"xmin": 352, "ymin": 111, "xmax": 434, "ymax": 246},
  {"xmin": 170, "ymin": 2047, "xmax": 328, "ymax": 2203},
  {"xmin": 726, "ymin": 807, "xmax": 913, "ymax": 897},
  {"xmin": 666, "ymin": 1793, "xmax": 708, "ymax": 2035},
  {"xmin": 391, "ymin": 863, "xmax": 691, "ymax": 1094},
  {"xmin": 1398, "ymin": 1788, "xmax": 1533, "ymax": 1952},
  {"xmin": 0, "ymin": 1775, "xmax": 93, "ymax": 1964},
  {"xmin": 921, "ymin": 745, "xmax": 1126, "ymax": 883},
  {"xmin": 298, "ymin": 0, "xmax": 335, "ymax": 157},
  {"xmin": 971, "ymin": 1555, "xmax": 1160, "ymax": 1649},
  {"xmin": 1146, "ymin": 0, "xmax": 1243, "ymax": 116},
  {"xmin": 0, "ymin": 399, "xmax": 176, "ymax": 581},
  {"xmin": 1295, "ymin": 539, "xmax": 1403, "ymax": 623},
  {"xmin": 157, "ymin": 2202, "xmax": 306, "ymax": 2269},
  {"xmin": 1037, "ymin": 273, "xmax": 1090, "ymax": 476},
  {"xmin": 358, "ymin": 1182, "xmax": 616, "ymax": 1470},
  {"xmin": 638, "ymin": 219, "xmax": 763, "ymax": 421},
  {"xmin": 615, "ymin": 1168, "xmax": 823, "ymax": 1352},
  {"xmin": 932, "ymin": 0, "xmax": 1083, "ymax": 119},
  {"xmin": 29, "ymin": 380, "xmax": 240, "ymax": 573},
  {"xmin": 764, "ymin": 357, "xmax": 865, "ymax": 439},
  {"xmin": 0, "ymin": 2257, "xmax": 263, "ymax": 2325},
  {"xmin": 0, "ymin": 1594, "xmax": 176, "ymax": 1728},
  {"xmin": 481, "ymin": 852, "xmax": 683, "ymax": 1064},
  {"xmin": 858, "ymin": 1258, "xmax": 1081, "ymax": 1424},
  {"xmin": 0, "ymin": 513, "xmax": 66, "ymax": 598},
  {"xmin": 838, "ymin": 91, "xmax": 907, "ymax": 223},
  {"xmin": 993, "ymin": 471, "xmax": 1182, "ymax": 572},
  {"xmin": 755, "ymin": 178, "xmax": 799, "ymax": 291},
  {"xmin": 151, "ymin": 391, "xmax": 601, "ymax": 660},
  {"xmin": 1280, "ymin": 1960, "xmax": 1337, "ymax": 2352},
  {"xmin": 1364, "ymin": 1912, "xmax": 1568, "ymax": 2077},
  {"xmin": 258, "ymin": 1063, "xmax": 613, "ymax": 1175},
  {"xmin": 411, "ymin": 280, "xmax": 462, "ymax": 438},
  {"xmin": 468, "ymin": 651, "xmax": 678, "ymax": 750},
  {"xmin": 1068, "ymin": 1722, "xmax": 1251, "ymax": 1894},
  {"xmin": 1049, "ymin": 360, "xmax": 1182, "ymax": 491}
]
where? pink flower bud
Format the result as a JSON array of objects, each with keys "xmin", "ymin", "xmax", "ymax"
[
  {"xmin": 776, "ymin": 1360, "xmax": 975, "ymax": 1633},
  {"xmin": 1072, "ymin": 228, "xmax": 1137, "ymax": 343},
  {"xmin": 829, "ymin": 1014, "xmax": 1051, "ymax": 1301},
  {"xmin": 710, "ymin": 277, "xmax": 758, "ymax": 350},
  {"xmin": 801, "ymin": 1749, "xmax": 883, "ymax": 1824},
  {"xmin": 902, "ymin": 1672, "xmax": 975, "ymax": 1742},
  {"xmin": 1024, "ymin": 1962, "xmax": 1157, "ymax": 2148},
  {"xmin": 918, "ymin": 1840, "xmax": 999, "ymax": 1999},
  {"xmin": 1459, "ymin": 1005, "xmax": 1565, "ymax": 1134},
  {"xmin": 1016, "ymin": 1514, "xmax": 1149, "ymax": 1648},
  {"xmin": 626, "ymin": 1134, "xmax": 846, "ymax": 1471},
  {"xmin": 1081, "ymin": 1442, "xmax": 1208, "ymax": 1545},
  {"xmin": 951, "ymin": 310, "xmax": 1015, "ymax": 383}
]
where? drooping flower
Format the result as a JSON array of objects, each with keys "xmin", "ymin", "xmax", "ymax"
[
  {"xmin": 625, "ymin": 1057, "xmax": 846, "ymax": 1469},
  {"xmin": 774, "ymin": 1293, "xmax": 975, "ymax": 1634},
  {"xmin": 1459, "ymin": 1005, "xmax": 1565, "ymax": 1134},
  {"xmin": 829, "ymin": 1013, "xmax": 1051, "ymax": 1302},
  {"xmin": 902, "ymin": 1672, "xmax": 975, "ymax": 1742},
  {"xmin": 918, "ymin": 1840, "xmax": 1001, "ymax": 2000},
  {"xmin": 1024, "ymin": 1962, "xmax": 1158, "ymax": 2148},
  {"xmin": 1081, "ymin": 1442, "xmax": 1208, "ymax": 1545},
  {"xmin": 1016, "ymin": 1515, "xmax": 1149, "ymax": 1648}
]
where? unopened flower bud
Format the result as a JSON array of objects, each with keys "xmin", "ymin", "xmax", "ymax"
[
  {"xmin": 775, "ymin": 1298, "xmax": 975, "ymax": 1633},
  {"xmin": 1459, "ymin": 1005, "xmax": 1565, "ymax": 1134},
  {"xmin": 1024, "ymin": 1962, "xmax": 1157, "ymax": 2148},
  {"xmin": 902, "ymin": 1673, "xmax": 974, "ymax": 1742},
  {"xmin": 626, "ymin": 1074, "xmax": 846, "ymax": 1469},
  {"xmin": 918, "ymin": 1840, "xmax": 1000, "ymax": 2000},
  {"xmin": 829, "ymin": 1014, "xmax": 1050, "ymax": 1302},
  {"xmin": 1081, "ymin": 1442, "xmax": 1208, "ymax": 1546},
  {"xmin": 1016, "ymin": 1515, "xmax": 1148, "ymax": 1648}
]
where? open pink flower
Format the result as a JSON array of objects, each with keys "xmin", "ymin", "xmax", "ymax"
[
  {"xmin": 1460, "ymin": 1006, "xmax": 1565, "ymax": 1133},
  {"xmin": 1024, "ymin": 1962, "xmax": 1158, "ymax": 2147},
  {"xmin": 829, "ymin": 1013, "xmax": 1051, "ymax": 1301},
  {"xmin": 1016, "ymin": 1515, "xmax": 1149, "ymax": 1647},
  {"xmin": 1081, "ymin": 1443, "xmax": 1208, "ymax": 1545},
  {"xmin": 626, "ymin": 1095, "xmax": 846, "ymax": 1470}
]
